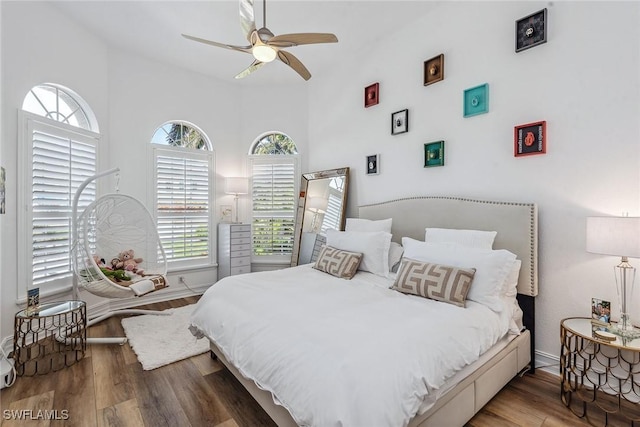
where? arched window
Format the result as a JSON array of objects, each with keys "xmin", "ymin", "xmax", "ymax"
[
  {"xmin": 151, "ymin": 121, "xmax": 214, "ymax": 268},
  {"xmin": 249, "ymin": 132, "xmax": 299, "ymax": 260},
  {"xmin": 18, "ymin": 84, "xmax": 100, "ymax": 298}
]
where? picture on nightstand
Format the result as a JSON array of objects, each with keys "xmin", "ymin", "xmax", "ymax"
[{"xmin": 591, "ymin": 298, "xmax": 611, "ymax": 327}]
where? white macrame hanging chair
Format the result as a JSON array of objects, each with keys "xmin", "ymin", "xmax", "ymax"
[{"xmin": 72, "ymin": 168, "xmax": 170, "ymax": 344}]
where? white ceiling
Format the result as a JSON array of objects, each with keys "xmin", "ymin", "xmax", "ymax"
[{"xmin": 50, "ymin": 0, "xmax": 441, "ymax": 86}]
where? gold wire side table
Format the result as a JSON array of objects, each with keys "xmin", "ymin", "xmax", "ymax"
[
  {"xmin": 13, "ymin": 300, "xmax": 87, "ymax": 376},
  {"xmin": 560, "ymin": 317, "xmax": 640, "ymax": 426}
]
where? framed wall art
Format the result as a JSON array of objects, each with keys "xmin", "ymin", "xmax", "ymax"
[
  {"xmin": 515, "ymin": 8, "xmax": 547, "ymax": 52},
  {"xmin": 366, "ymin": 154, "xmax": 380, "ymax": 175},
  {"xmin": 423, "ymin": 54, "xmax": 444, "ymax": 86},
  {"xmin": 463, "ymin": 83, "xmax": 489, "ymax": 117},
  {"xmin": 514, "ymin": 120, "xmax": 546, "ymax": 156},
  {"xmin": 424, "ymin": 141, "xmax": 444, "ymax": 167},
  {"xmin": 391, "ymin": 109, "xmax": 408, "ymax": 135},
  {"xmin": 364, "ymin": 83, "xmax": 379, "ymax": 108}
]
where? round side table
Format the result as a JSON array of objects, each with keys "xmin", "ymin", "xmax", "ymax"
[
  {"xmin": 13, "ymin": 300, "xmax": 87, "ymax": 376},
  {"xmin": 560, "ymin": 317, "xmax": 640, "ymax": 426}
]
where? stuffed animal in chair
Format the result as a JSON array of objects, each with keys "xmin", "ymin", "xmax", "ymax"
[{"xmin": 116, "ymin": 249, "xmax": 144, "ymax": 274}]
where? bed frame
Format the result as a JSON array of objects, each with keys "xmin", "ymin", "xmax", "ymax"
[{"xmin": 209, "ymin": 196, "xmax": 538, "ymax": 427}]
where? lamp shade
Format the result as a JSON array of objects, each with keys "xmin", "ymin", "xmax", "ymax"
[
  {"xmin": 586, "ymin": 216, "xmax": 640, "ymax": 258},
  {"xmin": 224, "ymin": 177, "xmax": 248, "ymax": 195},
  {"xmin": 307, "ymin": 197, "xmax": 328, "ymax": 213}
]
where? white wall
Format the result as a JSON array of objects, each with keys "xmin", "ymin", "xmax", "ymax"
[
  {"xmin": 0, "ymin": 1, "xmax": 308, "ymax": 341},
  {"xmin": 307, "ymin": 1, "xmax": 640, "ymax": 361}
]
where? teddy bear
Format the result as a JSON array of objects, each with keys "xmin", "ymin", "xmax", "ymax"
[{"xmin": 116, "ymin": 249, "xmax": 144, "ymax": 274}]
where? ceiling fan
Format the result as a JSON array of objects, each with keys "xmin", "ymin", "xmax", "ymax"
[{"xmin": 182, "ymin": 0, "xmax": 338, "ymax": 81}]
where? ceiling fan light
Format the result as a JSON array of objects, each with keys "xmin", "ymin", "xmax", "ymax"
[{"xmin": 253, "ymin": 45, "xmax": 277, "ymax": 63}]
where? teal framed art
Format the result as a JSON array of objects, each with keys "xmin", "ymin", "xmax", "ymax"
[
  {"xmin": 463, "ymin": 83, "xmax": 489, "ymax": 117},
  {"xmin": 424, "ymin": 141, "xmax": 444, "ymax": 167}
]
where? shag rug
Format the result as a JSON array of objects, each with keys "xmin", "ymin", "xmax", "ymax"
[{"xmin": 121, "ymin": 304, "xmax": 209, "ymax": 370}]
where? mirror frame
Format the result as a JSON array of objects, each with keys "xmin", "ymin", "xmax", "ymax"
[{"xmin": 291, "ymin": 167, "xmax": 349, "ymax": 266}]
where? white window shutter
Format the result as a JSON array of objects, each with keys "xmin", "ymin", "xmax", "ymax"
[
  {"xmin": 31, "ymin": 128, "xmax": 97, "ymax": 287},
  {"xmin": 155, "ymin": 149, "xmax": 213, "ymax": 267},
  {"xmin": 251, "ymin": 158, "xmax": 297, "ymax": 257}
]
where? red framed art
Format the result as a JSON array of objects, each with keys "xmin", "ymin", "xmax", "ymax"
[
  {"xmin": 514, "ymin": 120, "xmax": 546, "ymax": 157},
  {"xmin": 364, "ymin": 83, "xmax": 379, "ymax": 108}
]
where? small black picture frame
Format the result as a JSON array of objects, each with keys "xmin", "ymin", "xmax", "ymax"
[
  {"xmin": 515, "ymin": 8, "xmax": 547, "ymax": 52},
  {"xmin": 366, "ymin": 154, "xmax": 379, "ymax": 175},
  {"xmin": 391, "ymin": 109, "xmax": 408, "ymax": 135}
]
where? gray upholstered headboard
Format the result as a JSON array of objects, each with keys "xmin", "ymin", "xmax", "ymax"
[{"xmin": 358, "ymin": 196, "xmax": 538, "ymax": 297}]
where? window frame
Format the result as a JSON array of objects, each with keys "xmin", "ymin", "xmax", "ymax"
[
  {"xmin": 150, "ymin": 121, "xmax": 215, "ymax": 271},
  {"xmin": 17, "ymin": 111, "xmax": 101, "ymax": 300},
  {"xmin": 248, "ymin": 132, "xmax": 299, "ymax": 264}
]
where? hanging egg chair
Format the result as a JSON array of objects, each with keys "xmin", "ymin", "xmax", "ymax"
[{"xmin": 72, "ymin": 168, "xmax": 170, "ymax": 344}]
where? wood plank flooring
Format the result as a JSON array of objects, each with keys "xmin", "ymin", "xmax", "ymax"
[{"xmin": 1, "ymin": 297, "xmax": 592, "ymax": 426}]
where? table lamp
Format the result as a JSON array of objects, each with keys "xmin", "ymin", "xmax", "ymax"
[
  {"xmin": 307, "ymin": 197, "xmax": 328, "ymax": 233},
  {"xmin": 224, "ymin": 177, "xmax": 248, "ymax": 223},
  {"xmin": 586, "ymin": 216, "xmax": 640, "ymax": 338}
]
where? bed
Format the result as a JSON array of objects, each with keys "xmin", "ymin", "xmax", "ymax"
[{"xmin": 190, "ymin": 196, "xmax": 538, "ymax": 427}]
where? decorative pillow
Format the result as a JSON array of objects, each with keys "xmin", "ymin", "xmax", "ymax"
[
  {"xmin": 401, "ymin": 238, "xmax": 517, "ymax": 312},
  {"xmin": 392, "ymin": 258, "xmax": 476, "ymax": 307},
  {"xmin": 425, "ymin": 228, "xmax": 497, "ymax": 249},
  {"xmin": 346, "ymin": 217, "xmax": 393, "ymax": 233},
  {"xmin": 313, "ymin": 245, "xmax": 362, "ymax": 279},
  {"xmin": 389, "ymin": 242, "xmax": 404, "ymax": 272},
  {"xmin": 326, "ymin": 229, "xmax": 392, "ymax": 277}
]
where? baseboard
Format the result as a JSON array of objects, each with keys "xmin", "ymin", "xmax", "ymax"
[{"xmin": 534, "ymin": 350, "xmax": 560, "ymax": 376}]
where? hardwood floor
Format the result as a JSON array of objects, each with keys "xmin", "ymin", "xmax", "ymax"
[{"xmin": 1, "ymin": 297, "xmax": 591, "ymax": 427}]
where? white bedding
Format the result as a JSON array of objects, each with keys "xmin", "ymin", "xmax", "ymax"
[{"xmin": 190, "ymin": 264, "xmax": 512, "ymax": 427}]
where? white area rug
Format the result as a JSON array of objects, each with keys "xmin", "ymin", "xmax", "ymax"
[{"xmin": 121, "ymin": 304, "xmax": 209, "ymax": 370}]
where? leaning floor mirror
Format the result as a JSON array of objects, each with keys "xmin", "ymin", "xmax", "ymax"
[{"xmin": 291, "ymin": 167, "xmax": 349, "ymax": 266}]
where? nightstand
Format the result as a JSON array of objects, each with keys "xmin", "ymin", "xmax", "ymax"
[
  {"xmin": 217, "ymin": 223, "xmax": 251, "ymax": 280},
  {"xmin": 13, "ymin": 300, "xmax": 86, "ymax": 376},
  {"xmin": 560, "ymin": 317, "xmax": 640, "ymax": 425}
]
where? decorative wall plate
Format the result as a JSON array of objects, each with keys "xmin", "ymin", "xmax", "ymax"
[
  {"xmin": 391, "ymin": 109, "xmax": 408, "ymax": 135},
  {"xmin": 364, "ymin": 83, "xmax": 379, "ymax": 108},
  {"xmin": 516, "ymin": 8, "xmax": 547, "ymax": 52},
  {"xmin": 366, "ymin": 154, "xmax": 379, "ymax": 174},
  {"xmin": 423, "ymin": 54, "xmax": 444, "ymax": 86},
  {"xmin": 424, "ymin": 141, "xmax": 445, "ymax": 167},
  {"xmin": 514, "ymin": 120, "xmax": 546, "ymax": 156},
  {"xmin": 463, "ymin": 83, "xmax": 489, "ymax": 117}
]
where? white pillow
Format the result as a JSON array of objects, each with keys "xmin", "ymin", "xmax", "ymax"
[
  {"xmin": 326, "ymin": 230, "xmax": 392, "ymax": 277},
  {"xmin": 502, "ymin": 260, "xmax": 522, "ymax": 298},
  {"xmin": 388, "ymin": 242, "xmax": 404, "ymax": 272},
  {"xmin": 401, "ymin": 238, "xmax": 516, "ymax": 312},
  {"xmin": 425, "ymin": 228, "xmax": 497, "ymax": 249},
  {"xmin": 346, "ymin": 218, "xmax": 392, "ymax": 233}
]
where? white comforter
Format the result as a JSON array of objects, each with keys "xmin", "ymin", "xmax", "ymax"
[{"xmin": 190, "ymin": 265, "xmax": 511, "ymax": 427}]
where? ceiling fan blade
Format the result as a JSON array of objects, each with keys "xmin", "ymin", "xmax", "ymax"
[
  {"xmin": 268, "ymin": 33, "xmax": 338, "ymax": 48},
  {"xmin": 235, "ymin": 60, "xmax": 266, "ymax": 79},
  {"xmin": 239, "ymin": 0, "xmax": 256, "ymax": 43},
  {"xmin": 277, "ymin": 50, "xmax": 311, "ymax": 81},
  {"xmin": 182, "ymin": 34, "xmax": 252, "ymax": 54}
]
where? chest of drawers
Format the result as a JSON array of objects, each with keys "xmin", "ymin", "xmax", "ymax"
[{"xmin": 217, "ymin": 223, "xmax": 252, "ymax": 280}]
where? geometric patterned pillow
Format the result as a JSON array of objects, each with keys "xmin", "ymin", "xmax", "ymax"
[
  {"xmin": 313, "ymin": 245, "xmax": 363, "ymax": 280},
  {"xmin": 392, "ymin": 258, "xmax": 476, "ymax": 307}
]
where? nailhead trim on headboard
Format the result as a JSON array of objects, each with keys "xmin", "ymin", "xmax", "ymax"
[{"xmin": 359, "ymin": 196, "xmax": 538, "ymax": 297}]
